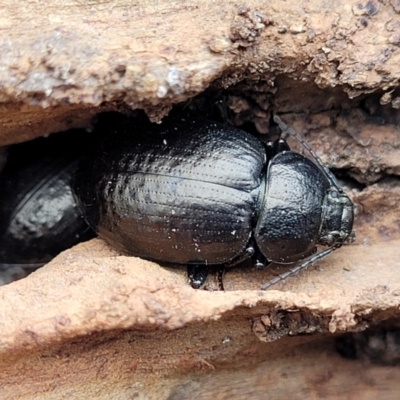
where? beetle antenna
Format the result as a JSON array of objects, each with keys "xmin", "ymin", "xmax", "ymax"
[
  {"xmin": 273, "ymin": 115, "xmax": 343, "ymax": 193},
  {"xmin": 260, "ymin": 247, "xmax": 335, "ymax": 290}
]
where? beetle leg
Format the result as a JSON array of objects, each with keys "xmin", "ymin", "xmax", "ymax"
[
  {"xmin": 187, "ymin": 264, "xmax": 210, "ymax": 289},
  {"xmin": 265, "ymin": 138, "xmax": 290, "ymax": 165},
  {"xmin": 265, "ymin": 140, "xmax": 275, "ymax": 161},
  {"xmin": 217, "ymin": 267, "xmax": 225, "ymax": 290},
  {"xmin": 274, "ymin": 138, "xmax": 291, "ymax": 153},
  {"xmin": 223, "ymin": 245, "xmax": 255, "ymax": 268},
  {"xmin": 265, "ymin": 139, "xmax": 290, "ymax": 158},
  {"xmin": 252, "ymin": 251, "xmax": 269, "ymax": 269},
  {"xmin": 210, "ymin": 246, "xmax": 256, "ymax": 291}
]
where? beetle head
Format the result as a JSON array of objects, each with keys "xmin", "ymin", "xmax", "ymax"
[{"xmin": 319, "ymin": 187, "xmax": 355, "ymax": 248}]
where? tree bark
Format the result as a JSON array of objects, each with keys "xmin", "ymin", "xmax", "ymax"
[{"xmin": 0, "ymin": 0, "xmax": 400, "ymax": 144}]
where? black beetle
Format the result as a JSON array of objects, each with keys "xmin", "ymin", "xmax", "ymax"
[
  {"xmin": 0, "ymin": 134, "xmax": 94, "ymax": 271},
  {"xmin": 73, "ymin": 115, "xmax": 354, "ymax": 289}
]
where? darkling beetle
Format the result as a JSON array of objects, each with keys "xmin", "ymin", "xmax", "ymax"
[
  {"xmin": 73, "ymin": 115, "xmax": 355, "ymax": 290},
  {"xmin": 0, "ymin": 132, "xmax": 95, "ymax": 271}
]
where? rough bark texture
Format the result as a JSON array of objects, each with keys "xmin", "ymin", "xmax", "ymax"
[
  {"xmin": 1, "ymin": 0, "xmax": 400, "ymax": 144},
  {"xmin": 1, "ymin": 0, "xmax": 400, "ymax": 398}
]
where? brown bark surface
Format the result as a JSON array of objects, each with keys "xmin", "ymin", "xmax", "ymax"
[
  {"xmin": 1, "ymin": 0, "xmax": 400, "ymax": 398},
  {"xmin": 1, "ymin": 0, "xmax": 400, "ymax": 144}
]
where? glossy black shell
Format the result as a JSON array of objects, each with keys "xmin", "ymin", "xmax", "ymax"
[
  {"xmin": 74, "ymin": 119, "xmax": 266, "ymax": 265},
  {"xmin": 0, "ymin": 139, "xmax": 94, "ymax": 266},
  {"xmin": 255, "ymin": 151, "xmax": 330, "ymax": 263},
  {"xmin": 74, "ymin": 118, "xmax": 333, "ymax": 267}
]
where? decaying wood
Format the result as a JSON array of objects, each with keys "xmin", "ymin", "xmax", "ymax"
[
  {"xmin": 1, "ymin": 0, "xmax": 400, "ymax": 398},
  {"xmin": 1, "ymin": 0, "xmax": 400, "ymax": 144},
  {"xmin": 2, "ymin": 327, "xmax": 400, "ymax": 399}
]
